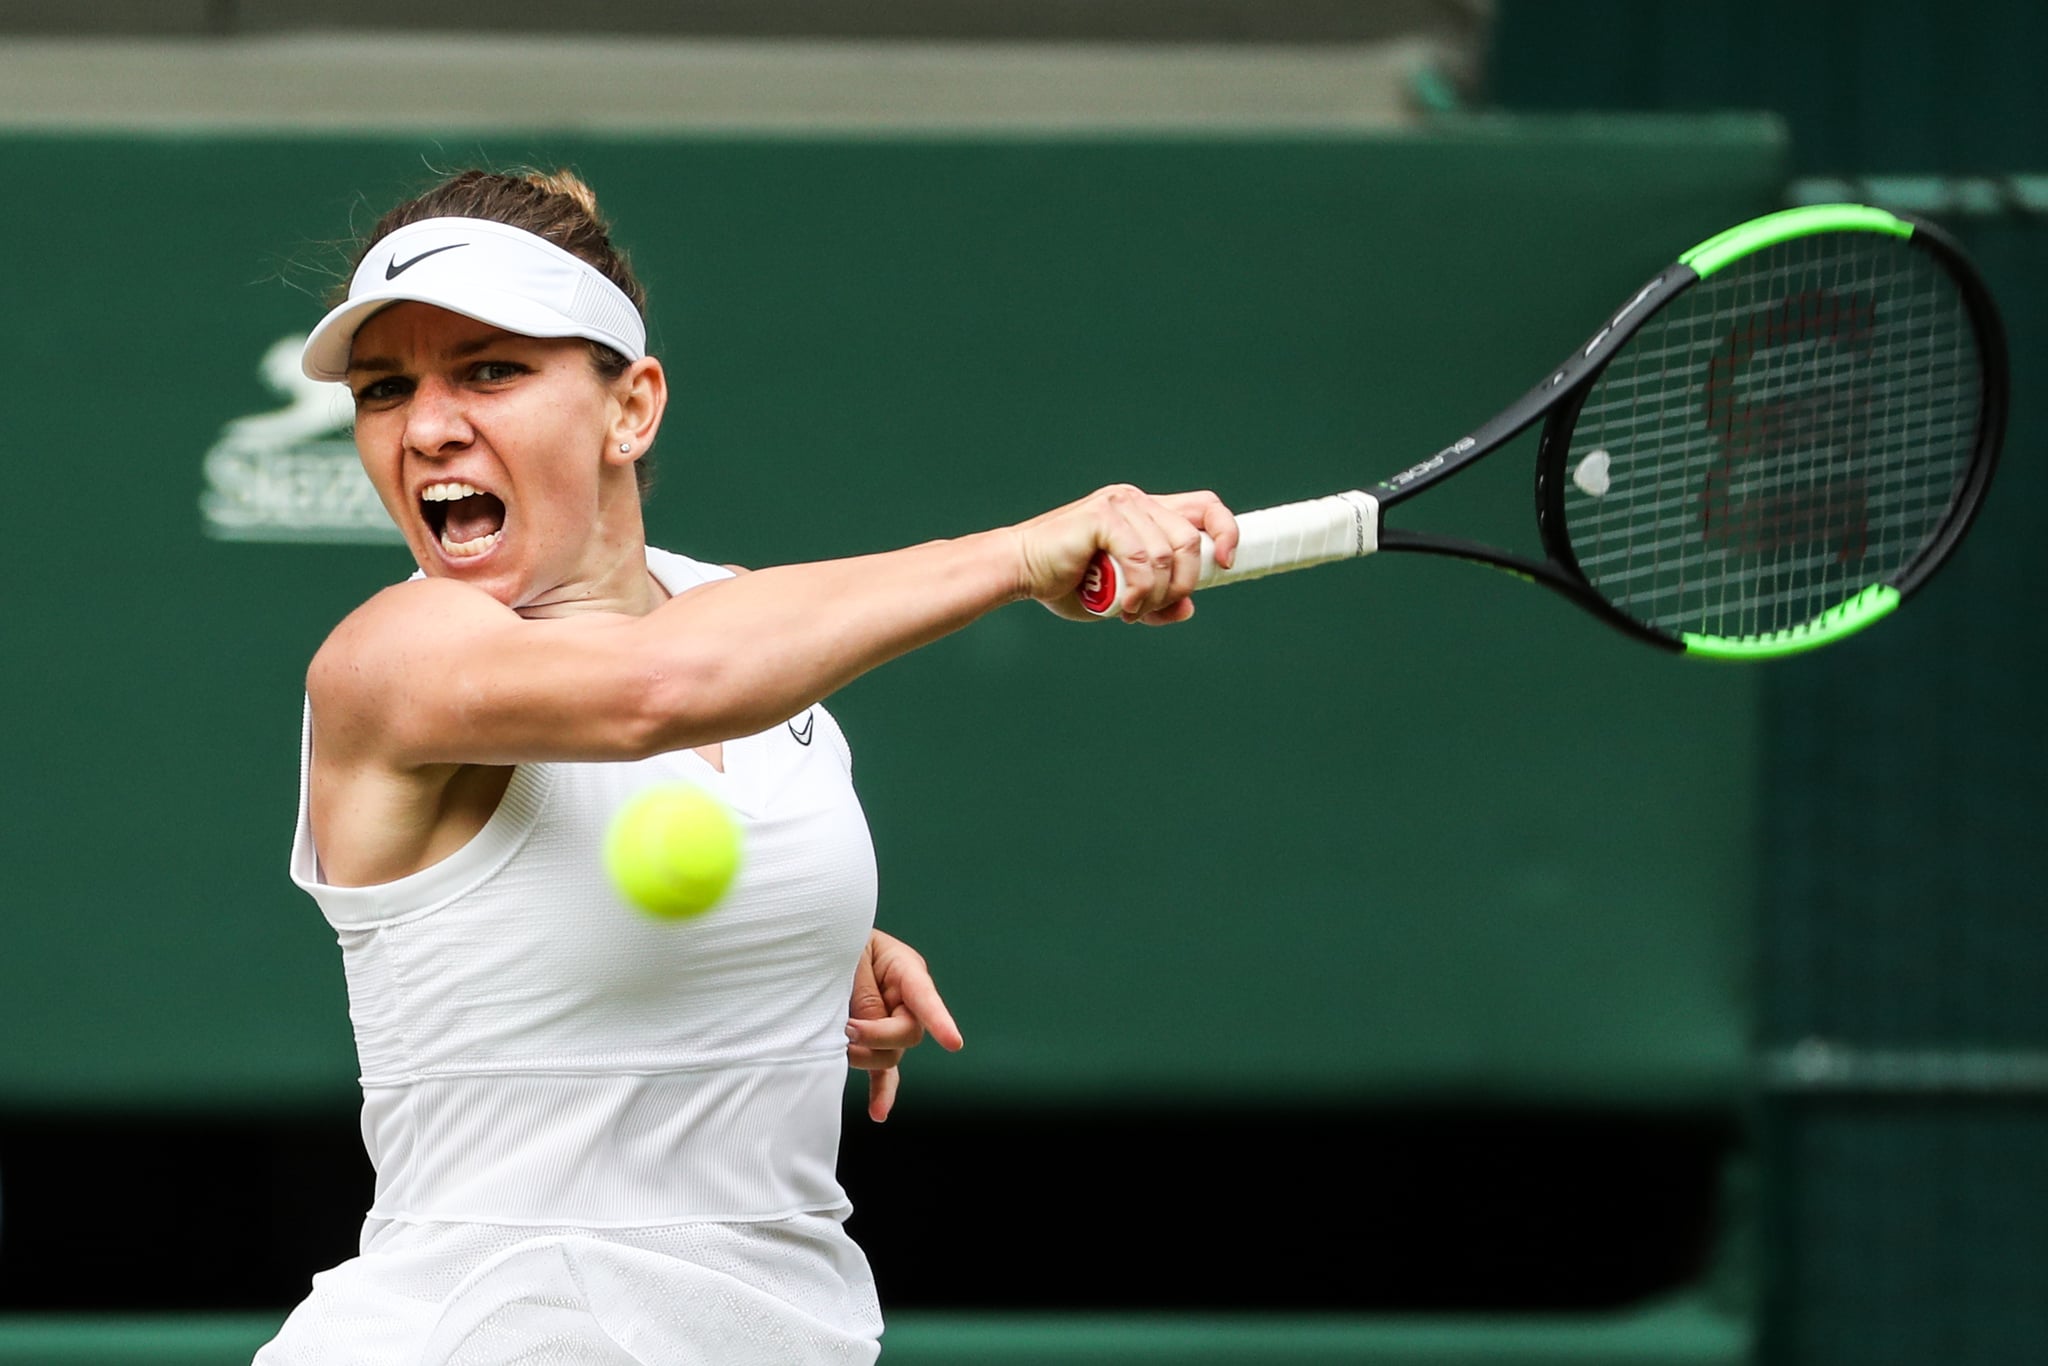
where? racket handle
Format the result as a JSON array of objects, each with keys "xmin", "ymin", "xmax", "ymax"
[{"xmin": 1079, "ymin": 490, "xmax": 1380, "ymax": 617}]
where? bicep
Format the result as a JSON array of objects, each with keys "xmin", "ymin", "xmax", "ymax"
[{"xmin": 308, "ymin": 582, "xmax": 703, "ymax": 768}]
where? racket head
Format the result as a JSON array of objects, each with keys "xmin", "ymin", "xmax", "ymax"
[{"xmin": 1536, "ymin": 204, "xmax": 2007, "ymax": 659}]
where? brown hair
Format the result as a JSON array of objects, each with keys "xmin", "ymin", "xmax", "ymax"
[{"xmin": 345, "ymin": 168, "xmax": 658, "ymax": 496}]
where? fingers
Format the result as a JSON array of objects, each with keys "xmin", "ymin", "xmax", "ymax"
[
  {"xmin": 1016, "ymin": 484, "xmax": 1235, "ymax": 622},
  {"xmin": 862, "ymin": 929, "xmax": 966, "ymax": 1052},
  {"xmin": 846, "ymin": 941, "xmax": 887, "ymax": 1023},
  {"xmin": 864, "ymin": 1062, "xmax": 901, "ymax": 1124},
  {"xmin": 845, "ymin": 929, "xmax": 966, "ymax": 1123},
  {"xmin": 889, "ymin": 963, "xmax": 966, "ymax": 1054},
  {"xmin": 1114, "ymin": 488, "xmax": 1237, "ymax": 624},
  {"xmin": 849, "ymin": 1029, "xmax": 921, "ymax": 1122},
  {"xmin": 847, "ymin": 1009, "xmax": 920, "ymax": 1060},
  {"xmin": 1167, "ymin": 490, "xmax": 1239, "ymax": 573},
  {"xmin": 1133, "ymin": 596, "xmax": 1197, "ymax": 628},
  {"xmin": 1101, "ymin": 495, "xmax": 1187, "ymax": 623},
  {"xmin": 846, "ymin": 1007, "xmax": 928, "ymax": 1125},
  {"xmin": 1091, "ymin": 486, "xmax": 1225, "ymax": 623}
]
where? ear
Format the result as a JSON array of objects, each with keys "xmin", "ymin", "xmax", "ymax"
[{"xmin": 605, "ymin": 356, "xmax": 668, "ymax": 469}]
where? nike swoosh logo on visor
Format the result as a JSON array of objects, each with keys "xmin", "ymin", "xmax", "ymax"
[{"xmin": 385, "ymin": 243, "xmax": 468, "ymax": 279}]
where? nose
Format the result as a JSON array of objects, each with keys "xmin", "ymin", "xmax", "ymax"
[{"xmin": 403, "ymin": 375, "xmax": 476, "ymax": 457}]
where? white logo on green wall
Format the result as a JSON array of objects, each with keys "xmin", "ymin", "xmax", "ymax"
[{"xmin": 200, "ymin": 337, "xmax": 401, "ymax": 543}]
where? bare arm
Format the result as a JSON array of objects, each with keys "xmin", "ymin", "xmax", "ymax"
[{"xmin": 309, "ymin": 486, "xmax": 1237, "ymax": 771}]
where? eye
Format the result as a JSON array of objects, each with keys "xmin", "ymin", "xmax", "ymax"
[
  {"xmin": 472, "ymin": 360, "xmax": 527, "ymax": 383},
  {"xmin": 352, "ymin": 376, "xmax": 410, "ymax": 405}
]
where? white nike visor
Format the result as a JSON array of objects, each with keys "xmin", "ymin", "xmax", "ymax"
[{"xmin": 300, "ymin": 216, "xmax": 647, "ymax": 382}]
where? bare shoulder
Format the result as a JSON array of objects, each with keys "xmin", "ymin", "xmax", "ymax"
[
  {"xmin": 335, "ymin": 575, "xmax": 511, "ymax": 634},
  {"xmin": 309, "ymin": 579, "xmax": 510, "ymax": 691},
  {"xmin": 304, "ymin": 577, "xmax": 662, "ymax": 771},
  {"xmin": 305, "ymin": 579, "xmax": 517, "ymax": 757}
]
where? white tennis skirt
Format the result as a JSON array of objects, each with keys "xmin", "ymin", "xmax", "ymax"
[{"xmin": 254, "ymin": 1213, "xmax": 883, "ymax": 1366}]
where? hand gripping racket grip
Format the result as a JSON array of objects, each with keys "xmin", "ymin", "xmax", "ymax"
[{"xmin": 1079, "ymin": 490, "xmax": 1381, "ymax": 616}]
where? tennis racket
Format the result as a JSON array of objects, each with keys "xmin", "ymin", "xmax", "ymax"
[{"xmin": 1081, "ymin": 204, "xmax": 2007, "ymax": 659}]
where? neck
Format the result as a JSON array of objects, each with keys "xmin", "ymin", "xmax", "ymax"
[
  {"xmin": 516, "ymin": 539, "xmax": 661, "ymax": 619},
  {"xmin": 515, "ymin": 479, "xmax": 662, "ymax": 619}
]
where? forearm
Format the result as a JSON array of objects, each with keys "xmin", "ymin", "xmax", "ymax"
[{"xmin": 635, "ymin": 527, "xmax": 1028, "ymax": 749}]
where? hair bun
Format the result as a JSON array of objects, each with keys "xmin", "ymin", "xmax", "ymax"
[{"xmin": 526, "ymin": 169, "xmax": 605, "ymax": 227}]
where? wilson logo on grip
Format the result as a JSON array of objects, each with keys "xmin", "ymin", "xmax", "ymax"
[{"xmin": 1079, "ymin": 557, "xmax": 1116, "ymax": 613}]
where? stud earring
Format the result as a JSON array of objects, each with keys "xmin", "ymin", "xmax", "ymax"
[{"xmin": 619, "ymin": 442, "xmax": 632, "ymax": 453}]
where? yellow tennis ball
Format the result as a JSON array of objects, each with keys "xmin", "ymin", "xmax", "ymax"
[{"xmin": 603, "ymin": 783, "xmax": 742, "ymax": 920}]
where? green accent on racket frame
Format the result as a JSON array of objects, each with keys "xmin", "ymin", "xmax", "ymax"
[
  {"xmin": 1681, "ymin": 584, "xmax": 1903, "ymax": 660},
  {"xmin": 1679, "ymin": 203, "xmax": 1913, "ymax": 279}
]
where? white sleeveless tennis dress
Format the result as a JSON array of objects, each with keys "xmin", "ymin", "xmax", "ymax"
[{"xmin": 256, "ymin": 548, "xmax": 884, "ymax": 1366}]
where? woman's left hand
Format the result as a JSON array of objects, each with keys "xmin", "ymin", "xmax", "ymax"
[{"xmin": 846, "ymin": 928, "xmax": 965, "ymax": 1122}]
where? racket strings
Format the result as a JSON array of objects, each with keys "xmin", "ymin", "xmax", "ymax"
[{"xmin": 1561, "ymin": 233, "xmax": 1982, "ymax": 642}]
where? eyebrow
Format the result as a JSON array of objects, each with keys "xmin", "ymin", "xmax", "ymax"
[{"xmin": 346, "ymin": 330, "xmax": 516, "ymax": 375}]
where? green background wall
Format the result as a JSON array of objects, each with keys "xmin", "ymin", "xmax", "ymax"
[
  {"xmin": 1489, "ymin": 3, "xmax": 2048, "ymax": 1363},
  {"xmin": 0, "ymin": 123, "xmax": 1782, "ymax": 1113}
]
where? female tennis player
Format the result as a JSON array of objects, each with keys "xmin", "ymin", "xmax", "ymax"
[{"xmin": 255, "ymin": 168, "xmax": 1236, "ymax": 1366}]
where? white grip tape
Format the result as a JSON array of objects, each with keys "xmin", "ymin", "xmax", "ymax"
[
  {"xmin": 1081, "ymin": 489, "xmax": 1379, "ymax": 615},
  {"xmin": 1198, "ymin": 489, "xmax": 1381, "ymax": 589}
]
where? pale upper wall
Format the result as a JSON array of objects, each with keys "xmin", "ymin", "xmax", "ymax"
[{"xmin": 0, "ymin": 1, "xmax": 1491, "ymax": 130}]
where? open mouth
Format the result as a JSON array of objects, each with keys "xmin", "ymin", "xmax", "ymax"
[{"xmin": 420, "ymin": 481, "xmax": 507, "ymax": 558}]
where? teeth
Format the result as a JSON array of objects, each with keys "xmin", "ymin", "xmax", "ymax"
[
  {"xmin": 422, "ymin": 481, "xmax": 486, "ymax": 502},
  {"xmin": 440, "ymin": 528, "xmax": 503, "ymax": 558}
]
